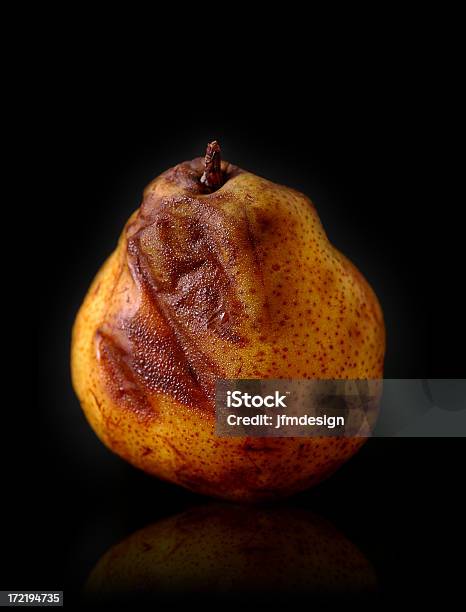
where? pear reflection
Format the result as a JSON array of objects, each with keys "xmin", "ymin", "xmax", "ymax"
[{"xmin": 86, "ymin": 505, "xmax": 377, "ymax": 599}]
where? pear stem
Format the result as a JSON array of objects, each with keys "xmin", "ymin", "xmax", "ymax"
[{"xmin": 201, "ymin": 141, "xmax": 223, "ymax": 191}]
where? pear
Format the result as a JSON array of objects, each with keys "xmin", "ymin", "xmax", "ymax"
[
  {"xmin": 71, "ymin": 142, "xmax": 385, "ymax": 502},
  {"xmin": 85, "ymin": 505, "xmax": 377, "ymax": 599}
]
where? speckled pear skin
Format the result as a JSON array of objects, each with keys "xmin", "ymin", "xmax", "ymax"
[
  {"xmin": 71, "ymin": 155, "xmax": 385, "ymax": 502},
  {"xmin": 85, "ymin": 505, "xmax": 377, "ymax": 598}
]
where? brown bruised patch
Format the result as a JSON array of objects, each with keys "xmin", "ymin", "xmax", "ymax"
[
  {"xmin": 95, "ymin": 289, "xmax": 218, "ymax": 411},
  {"xmin": 130, "ymin": 203, "xmax": 248, "ymax": 346},
  {"xmin": 125, "ymin": 297, "xmax": 218, "ymax": 402},
  {"xmin": 132, "ymin": 172, "xmax": 271, "ymax": 329},
  {"xmin": 94, "ymin": 201, "xmax": 244, "ymax": 411},
  {"xmin": 93, "ymin": 160, "xmax": 275, "ymax": 413},
  {"xmin": 94, "ymin": 330, "xmax": 154, "ymax": 418}
]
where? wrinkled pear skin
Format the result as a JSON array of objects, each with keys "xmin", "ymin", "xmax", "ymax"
[{"xmin": 71, "ymin": 156, "xmax": 385, "ymax": 502}]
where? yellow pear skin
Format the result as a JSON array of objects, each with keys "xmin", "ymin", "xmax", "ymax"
[{"xmin": 71, "ymin": 144, "xmax": 385, "ymax": 502}]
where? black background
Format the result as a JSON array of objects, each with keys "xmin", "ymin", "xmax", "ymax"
[{"xmin": 10, "ymin": 27, "xmax": 465, "ymax": 610}]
